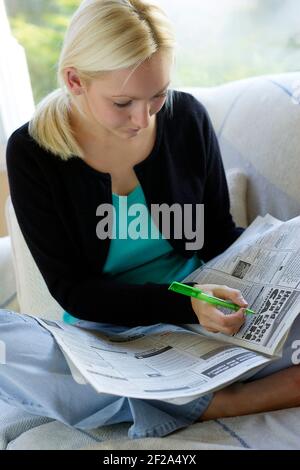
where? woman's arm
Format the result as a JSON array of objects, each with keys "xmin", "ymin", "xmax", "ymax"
[
  {"xmin": 6, "ymin": 129, "xmax": 199, "ymax": 326},
  {"xmin": 6, "ymin": 123, "xmax": 248, "ymax": 332}
]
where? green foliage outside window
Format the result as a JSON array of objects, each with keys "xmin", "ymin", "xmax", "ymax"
[
  {"xmin": 5, "ymin": 0, "xmax": 80, "ymax": 103},
  {"xmin": 4, "ymin": 0, "xmax": 300, "ymax": 104}
]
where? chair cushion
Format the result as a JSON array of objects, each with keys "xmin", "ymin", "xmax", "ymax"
[
  {"xmin": 6, "ymin": 406, "xmax": 300, "ymax": 450},
  {"xmin": 190, "ymin": 72, "xmax": 300, "ymax": 223},
  {"xmin": 82, "ymin": 407, "xmax": 300, "ymax": 450},
  {"xmin": 226, "ymin": 168, "xmax": 248, "ymax": 228}
]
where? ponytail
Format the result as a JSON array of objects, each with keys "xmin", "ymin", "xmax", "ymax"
[{"xmin": 29, "ymin": 89, "xmax": 83, "ymax": 160}]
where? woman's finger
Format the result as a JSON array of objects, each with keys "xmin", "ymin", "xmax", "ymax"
[
  {"xmin": 212, "ymin": 286, "xmax": 248, "ymax": 307},
  {"xmin": 196, "ymin": 284, "xmax": 248, "ymax": 308}
]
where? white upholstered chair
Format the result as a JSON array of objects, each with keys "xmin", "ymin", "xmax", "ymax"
[
  {"xmin": 1, "ymin": 72, "xmax": 300, "ymax": 450},
  {"xmin": 5, "ymin": 72, "xmax": 300, "ymax": 322}
]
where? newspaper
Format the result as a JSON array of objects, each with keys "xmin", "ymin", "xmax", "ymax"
[
  {"xmin": 36, "ymin": 214, "xmax": 300, "ymax": 404},
  {"xmin": 37, "ymin": 319, "xmax": 271, "ymax": 405},
  {"xmin": 184, "ymin": 214, "xmax": 300, "ymax": 356}
]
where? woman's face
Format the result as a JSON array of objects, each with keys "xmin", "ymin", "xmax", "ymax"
[{"xmin": 67, "ymin": 51, "xmax": 172, "ymax": 140}]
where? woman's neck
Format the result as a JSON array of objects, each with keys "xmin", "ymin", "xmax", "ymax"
[{"xmin": 69, "ymin": 106, "xmax": 157, "ymax": 174}]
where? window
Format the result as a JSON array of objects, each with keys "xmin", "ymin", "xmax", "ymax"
[
  {"xmin": 159, "ymin": 0, "xmax": 300, "ymax": 86},
  {"xmin": 4, "ymin": 0, "xmax": 80, "ymax": 104},
  {"xmin": 4, "ymin": 0, "xmax": 300, "ymax": 104}
]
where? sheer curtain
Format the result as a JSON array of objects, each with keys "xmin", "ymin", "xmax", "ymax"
[{"xmin": 0, "ymin": 0, "xmax": 34, "ymax": 171}]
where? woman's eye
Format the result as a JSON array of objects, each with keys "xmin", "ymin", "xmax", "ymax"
[
  {"xmin": 114, "ymin": 101, "xmax": 132, "ymax": 108},
  {"xmin": 113, "ymin": 93, "xmax": 167, "ymax": 108}
]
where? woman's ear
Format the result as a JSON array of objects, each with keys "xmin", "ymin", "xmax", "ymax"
[{"xmin": 64, "ymin": 67, "xmax": 85, "ymax": 96}]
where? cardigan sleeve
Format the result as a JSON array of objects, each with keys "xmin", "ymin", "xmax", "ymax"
[{"xmin": 6, "ymin": 129, "xmax": 198, "ymax": 326}]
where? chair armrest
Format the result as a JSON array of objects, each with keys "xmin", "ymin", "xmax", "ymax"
[
  {"xmin": 0, "ymin": 235, "xmax": 18, "ymax": 310},
  {"xmin": 5, "ymin": 196, "xmax": 63, "ymax": 320}
]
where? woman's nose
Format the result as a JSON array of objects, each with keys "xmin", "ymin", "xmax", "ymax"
[{"xmin": 130, "ymin": 103, "xmax": 151, "ymax": 129}]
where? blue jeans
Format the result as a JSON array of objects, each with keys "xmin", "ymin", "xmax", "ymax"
[
  {"xmin": 0, "ymin": 310, "xmax": 299, "ymax": 438},
  {"xmin": 0, "ymin": 310, "xmax": 212, "ymax": 439}
]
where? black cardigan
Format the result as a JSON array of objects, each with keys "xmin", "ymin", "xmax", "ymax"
[{"xmin": 6, "ymin": 91, "xmax": 243, "ymax": 326}]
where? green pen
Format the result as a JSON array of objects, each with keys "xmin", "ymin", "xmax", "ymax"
[{"xmin": 168, "ymin": 281, "xmax": 256, "ymax": 315}]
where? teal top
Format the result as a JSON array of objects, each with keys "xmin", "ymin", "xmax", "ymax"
[{"xmin": 63, "ymin": 185, "xmax": 203, "ymax": 324}]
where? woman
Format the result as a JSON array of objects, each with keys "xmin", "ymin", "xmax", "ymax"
[{"xmin": 2, "ymin": 0, "xmax": 300, "ymax": 439}]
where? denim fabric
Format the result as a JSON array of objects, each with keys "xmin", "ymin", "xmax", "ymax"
[
  {"xmin": 1, "ymin": 309, "xmax": 299, "ymax": 438},
  {"xmin": 0, "ymin": 310, "xmax": 212, "ymax": 439}
]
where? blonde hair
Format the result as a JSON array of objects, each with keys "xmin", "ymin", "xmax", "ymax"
[{"xmin": 29, "ymin": 0, "xmax": 176, "ymax": 160}]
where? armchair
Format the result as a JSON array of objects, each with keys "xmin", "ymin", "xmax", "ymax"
[{"xmin": 1, "ymin": 71, "xmax": 300, "ymax": 449}]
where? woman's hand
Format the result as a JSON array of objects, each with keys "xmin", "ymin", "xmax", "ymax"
[{"xmin": 191, "ymin": 284, "xmax": 248, "ymax": 335}]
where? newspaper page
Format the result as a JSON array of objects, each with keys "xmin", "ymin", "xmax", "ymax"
[
  {"xmin": 37, "ymin": 319, "xmax": 271, "ymax": 404},
  {"xmin": 184, "ymin": 214, "xmax": 300, "ymax": 356}
]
